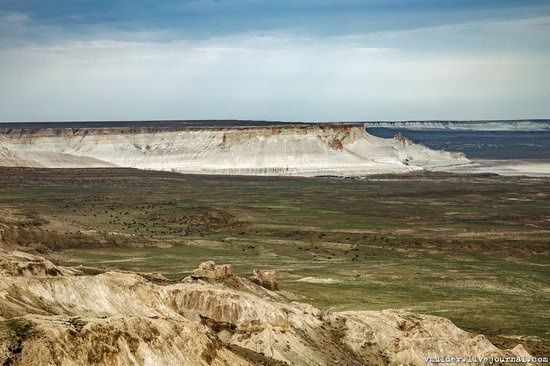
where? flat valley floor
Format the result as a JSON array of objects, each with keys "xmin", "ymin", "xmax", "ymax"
[{"xmin": 0, "ymin": 168, "xmax": 548, "ymax": 355}]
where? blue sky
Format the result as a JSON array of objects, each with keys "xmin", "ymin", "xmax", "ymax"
[{"xmin": 0, "ymin": 0, "xmax": 549, "ymax": 121}]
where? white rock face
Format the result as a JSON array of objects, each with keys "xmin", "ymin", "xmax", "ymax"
[
  {"xmin": 365, "ymin": 120, "xmax": 550, "ymax": 131},
  {"xmin": 0, "ymin": 254, "xmax": 533, "ymax": 366},
  {"xmin": 0, "ymin": 124, "xmax": 469, "ymax": 176}
]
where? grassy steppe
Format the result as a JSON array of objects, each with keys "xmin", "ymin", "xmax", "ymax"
[{"xmin": 0, "ymin": 168, "xmax": 548, "ymax": 348}]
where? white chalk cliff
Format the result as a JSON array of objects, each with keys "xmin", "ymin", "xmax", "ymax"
[
  {"xmin": 0, "ymin": 124, "xmax": 469, "ymax": 176},
  {"xmin": 365, "ymin": 120, "xmax": 550, "ymax": 131}
]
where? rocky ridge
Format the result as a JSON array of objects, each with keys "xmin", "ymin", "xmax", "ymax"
[
  {"xmin": 0, "ymin": 249, "xmax": 534, "ymax": 366},
  {"xmin": 0, "ymin": 124, "xmax": 469, "ymax": 176}
]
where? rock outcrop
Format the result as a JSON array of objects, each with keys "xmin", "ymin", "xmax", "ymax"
[
  {"xmin": 191, "ymin": 261, "xmax": 234, "ymax": 281},
  {"xmin": 0, "ymin": 124, "xmax": 469, "ymax": 176},
  {"xmin": 250, "ymin": 269, "xmax": 279, "ymax": 291},
  {"xmin": 394, "ymin": 132, "xmax": 414, "ymax": 146},
  {"xmin": 0, "ymin": 250, "xmax": 79, "ymax": 277},
  {"xmin": 364, "ymin": 120, "xmax": 550, "ymax": 131},
  {"xmin": 0, "ymin": 250, "xmax": 533, "ymax": 365}
]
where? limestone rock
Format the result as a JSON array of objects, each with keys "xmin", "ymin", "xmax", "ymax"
[
  {"xmin": 0, "ymin": 251, "xmax": 535, "ymax": 366},
  {"xmin": 249, "ymin": 269, "xmax": 279, "ymax": 291},
  {"xmin": 394, "ymin": 132, "xmax": 414, "ymax": 146},
  {"xmin": 191, "ymin": 261, "xmax": 233, "ymax": 281},
  {"xmin": 0, "ymin": 124, "xmax": 470, "ymax": 176},
  {"xmin": 0, "ymin": 250, "xmax": 79, "ymax": 277}
]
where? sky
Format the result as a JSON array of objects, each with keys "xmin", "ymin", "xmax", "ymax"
[{"xmin": 0, "ymin": 0, "xmax": 549, "ymax": 122}]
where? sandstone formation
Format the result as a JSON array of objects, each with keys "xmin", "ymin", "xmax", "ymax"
[
  {"xmin": 250, "ymin": 269, "xmax": 279, "ymax": 291},
  {"xmin": 0, "ymin": 250, "xmax": 79, "ymax": 277},
  {"xmin": 0, "ymin": 124, "xmax": 469, "ymax": 176},
  {"xmin": 0, "ymin": 252, "xmax": 533, "ymax": 366},
  {"xmin": 191, "ymin": 261, "xmax": 234, "ymax": 281}
]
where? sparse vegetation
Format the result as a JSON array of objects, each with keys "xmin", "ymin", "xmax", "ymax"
[
  {"xmin": 2, "ymin": 318, "xmax": 38, "ymax": 365},
  {"xmin": 0, "ymin": 167, "xmax": 548, "ymax": 350}
]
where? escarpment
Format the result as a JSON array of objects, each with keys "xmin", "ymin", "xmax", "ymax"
[
  {"xmin": 0, "ymin": 124, "xmax": 469, "ymax": 176},
  {"xmin": 0, "ymin": 251, "xmax": 532, "ymax": 366}
]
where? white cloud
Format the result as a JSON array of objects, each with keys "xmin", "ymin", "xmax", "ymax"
[{"xmin": 0, "ymin": 16, "xmax": 549, "ymax": 121}]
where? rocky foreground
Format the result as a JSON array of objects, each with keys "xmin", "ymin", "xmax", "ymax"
[{"xmin": 0, "ymin": 250, "xmax": 535, "ymax": 366}]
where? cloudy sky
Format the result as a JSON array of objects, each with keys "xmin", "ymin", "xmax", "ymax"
[{"xmin": 0, "ymin": 0, "xmax": 549, "ymax": 122}]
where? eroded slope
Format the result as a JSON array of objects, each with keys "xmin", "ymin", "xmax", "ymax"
[
  {"xmin": 0, "ymin": 250, "xmax": 533, "ymax": 366},
  {"xmin": 0, "ymin": 125, "xmax": 468, "ymax": 176}
]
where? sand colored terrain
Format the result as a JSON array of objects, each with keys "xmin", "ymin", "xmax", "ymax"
[
  {"xmin": 441, "ymin": 160, "xmax": 550, "ymax": 177},
  {"xmin": 0, "ymin": 250, "xmax": 535, "ymax": 366},
  {"xmin": 0, "ymin": 124, "xmax": 469, "ymax": 176}
]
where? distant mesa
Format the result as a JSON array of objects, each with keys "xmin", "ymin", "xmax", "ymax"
[
  {"xmin": 364, "ymin": 119, "xmax": 550, "ymax": 131},
  {"xmin": 0, "ymin": 121, "xmax": 470, "ymax": 176}
]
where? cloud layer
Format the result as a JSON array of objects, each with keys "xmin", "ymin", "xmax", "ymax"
[{"xmin": 1, "ymin": 1, "xmax": 549, "ymax": 121}]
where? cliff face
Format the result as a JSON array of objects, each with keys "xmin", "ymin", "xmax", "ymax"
[
  {"xmin": 0, "ymin": 124, "xmax": 469, "ymax": 176},
  {"xmin": 365, "ymin": 120, "xmax": 550, "ymax": 131},
  {"xmin": 0, "ymin": 250, "xmax": 531, "ymax": 366}
]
